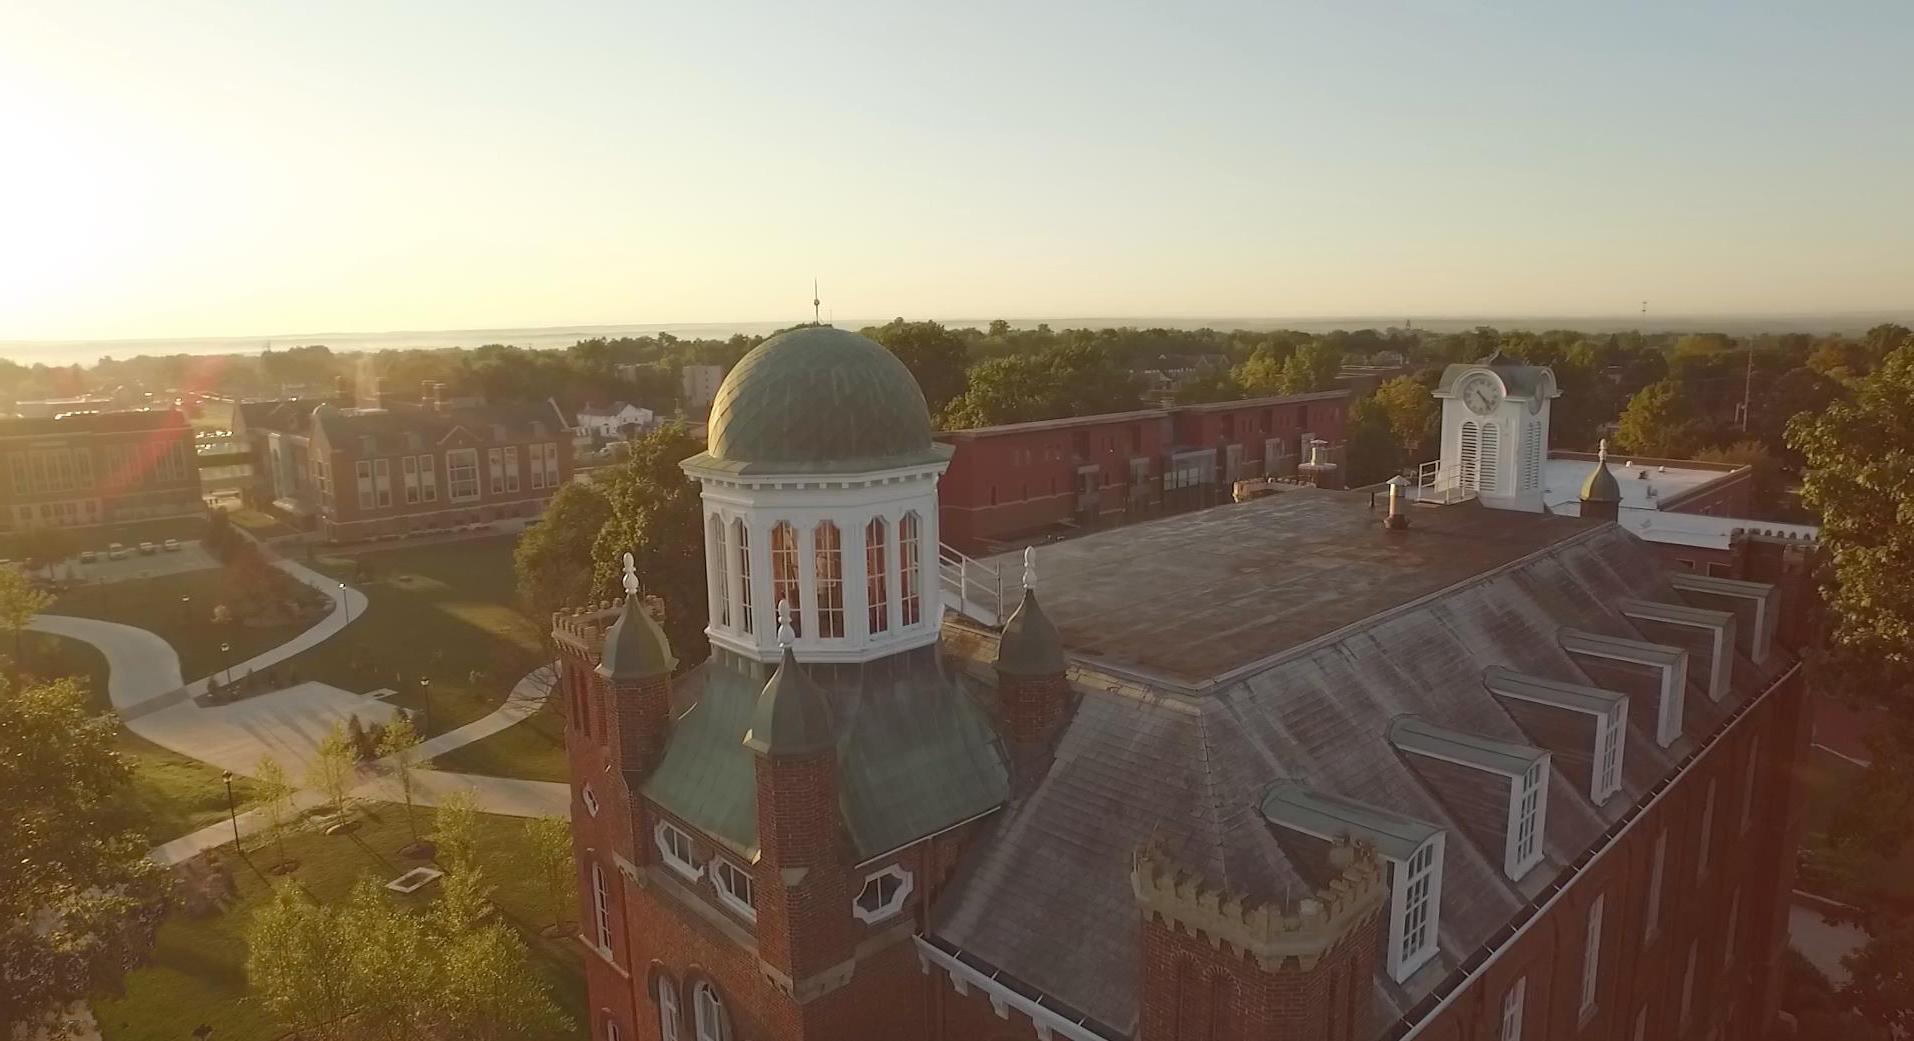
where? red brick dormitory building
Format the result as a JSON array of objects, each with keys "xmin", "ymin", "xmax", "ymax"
[{"xmin": 555, "ymin": 327, "xmax": 1810, "ymax": 1041}]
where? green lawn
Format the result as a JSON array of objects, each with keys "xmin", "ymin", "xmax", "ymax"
[
  {"xmin": 93, "ymin": 799, "xmax": 581, "ymax": 1041},
  {"xmin": 22, "ymin": 631, "xmax": 257, "ymax": 847},
  {"xmin": 295, "ymin": 536, "xmax": 566, "ymax": 780},
  {"xmin": 225, "ymin": 507, "xmax": 296, "ymax": 540},
  {"xmin": 53, "ymin": 567, "xmax": 311, "ymax": 684},
  {"xmin": 92, "ymin": 803, "xmax": 585, "ymax": 1041}
]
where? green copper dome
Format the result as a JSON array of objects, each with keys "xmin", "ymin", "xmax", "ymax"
[
  {"xmin": 688, "ymin": 325, "xmax": 951, "ymax": 475},
  {"xmin": 1581, "ymin": 457, "xmax": 1622, "ymax": 504}
]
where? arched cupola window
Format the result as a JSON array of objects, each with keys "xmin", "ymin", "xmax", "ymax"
[
  {"xmin": 771, "ymin": 522, "xmax": 801, "ymax": 637},
  {"xmin": 814, "ymin": 521, "xmax": 845, "ymax": 638},
  {"xmin": 866, "ymin": 517, "xmax": 889, "ymax": 635},
  {"xmin": 900, "ymin": 511, "xmax": 923, "ymax": 627},
  {"xmin": 733, "ymin": 519, "xmax": 753, "ymax": 635},
  {"xmin": 708, "ymin": 515, "xmax": 730, "ymax": 628}
]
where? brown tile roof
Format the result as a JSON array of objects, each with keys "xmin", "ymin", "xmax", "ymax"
[{"xmin": 0, "ymin": 409, "xmax": 187, "ymax": 438}]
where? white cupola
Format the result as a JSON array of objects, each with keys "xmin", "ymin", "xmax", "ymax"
[
  {"xmin": 679, "ymin": 326, "xmax": 955, "ymax": 664},
  {"xmin": 1432, "ymin": 351, "xmax": 1559, "ymax": 513}
]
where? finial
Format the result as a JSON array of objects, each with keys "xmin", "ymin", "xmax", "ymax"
[
  {"xmin": 812, "ymin": 279, "xmax": 821, "ymax": 325},
  {"xmin": 621, "ymin": 551, "xmax": 639, "ymax": 596},
  {"xmin": 1597, "ymin": 438, "xmax": 1609, "ymax": 464},
  {"xmin": 777, "ymin": 599, "xmax": 795, "ymax": 647},
  {"xmin": 1022, "ymin": 546, "xmax": 1037, "ymax": 591}
]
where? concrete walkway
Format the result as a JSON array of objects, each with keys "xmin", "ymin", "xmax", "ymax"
[{"xmin": 30, "ymin": 560, "xmax": 566, "ymax": 865}]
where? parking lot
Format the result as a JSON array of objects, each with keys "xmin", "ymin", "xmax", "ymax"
[{"xmin": 43, "ymin": 539, "xmax": 220, "ymax": 586}]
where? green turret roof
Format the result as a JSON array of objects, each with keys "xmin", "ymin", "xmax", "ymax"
[
  {"xmin": 684, "ymin": 325, "xmax": 952, "ymax": 476},
  {"xmin": 596, "ymin": 596, "xmax": 676, "ymax": 681},
  {"xmin": 1581, "ymin": 441, "xmax": 1622, "ymax": 504},
  {"xmin": 997, "ymin": 589, "xmax": 1067, "ymax": 677},
  {"xmin": 743, "ymin": 646, "xmax": 836, "ymax": 757}
]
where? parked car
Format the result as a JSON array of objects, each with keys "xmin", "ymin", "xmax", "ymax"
[
  {"xmin": 162, "ymin": 538, "xmax": 180, "ymax": 552},
  {"xmin": 108, "ymin": 543, "xmax": 128, "ymax": 560},
  {"xmin": 138, "ymin": 541, "xmax": 156, "ymax": 555},
  {"xmin": 79, "ymin": 550, "xmax": 97, "ymax": 563}
]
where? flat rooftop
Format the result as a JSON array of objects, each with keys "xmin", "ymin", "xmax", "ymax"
[
  {"xmin": 986, "ymin": 492, "xmax": 1596, "ymax": 688},
  {"xmin": 1542, "ymin": 452, "xmax": 1736, "ymax": 514}
]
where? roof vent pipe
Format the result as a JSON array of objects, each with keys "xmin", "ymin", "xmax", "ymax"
[{"xmin": 1384, "ymin": 475, "xmax": 1410, "ymax": 531}]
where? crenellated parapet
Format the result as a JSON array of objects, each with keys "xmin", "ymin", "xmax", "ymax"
[
  {"xmin": 1131, "ymin": 838, "xmax": 1386, "ymax": 973},
  {"xmin": 551, "ymin": 596, "xmax": 667, "ymax": 661}
]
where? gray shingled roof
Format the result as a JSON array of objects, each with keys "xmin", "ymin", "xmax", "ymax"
[{"xmin": 931, "ymin": 513, "xmax": 1791, "ymax": 1037}]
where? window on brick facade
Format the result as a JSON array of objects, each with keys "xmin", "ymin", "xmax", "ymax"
[
  {"xmin": 865, "ymin": 517, "xmax": 889, "ymax": 635},
  {"xmin": 770, "ymin": 522, "xmax": 801, "ymax": 637},
  {"xmin": 1724, "ymin": 889, "xmax": 1741, "ymax": 969},
  {"xmin": 1741, "ymin": 732, "xmax": 1760, "ymax": 833},
  {"xmin": 814, "ymin": 521, "xmax": 844, "ymax": 638},
  {"xmin": 488, "ymin": 448, "xmax": 505, "ymax": 494},
  {"xmin": 1500, "ymin": 976, "xmax": 1526, "ymax": 1041},
  {"xmin": 1507, "ymin": 759, "xmax": 1546, "ymax": 880},
  {"xmin": 447, "ymin": 448, "xmax": 479, "ymax": 501},
  {"xmin": 374, "ymin": 458, "xmax": 391, "ymax": 507},
  {"xmin": 899, "ymin": 512, "xmax": 922, "ymax": 626},
  {"xmin": 504, "ymin": 446, "xmax": 520, "ymax": 493},
  {"xmin": 356, "ymin": 460, "xmax": 374, "ymax": 509},
  {"xmin": 1388, "ymin": 834, "xmax": 1442, "ymax": 982},
  {"xmin": 1697, "ymin": 778, "xmax": 1718, "ymax": 879},
  {"xmin": 1645, "ymin": 829, "xmax": 1667, "ymax": 942},
  {"xmin": 1579, "ymin": 893, "xmax": 1605, "ymax": 1019},
  {"xmin": 418, "ymin": 454, "xmax": 437, "ymax": 502},
  {"xmin": 1678, "ymin": 940, "xmax": 1699, "ymax": 1027},
  {"xmin": 657, "ymin": 977, "xmax": 681, "ymax": 1041},
  {"xmin": 654, "ymin": 821, "xmax": 700, "ymax": 882},
  {"xmin": 602, "ymin": 1012, "xmax": 623, "ymax": 1041},
  {"xmin": 713, "ymin": 858, "xmax": 755, "ymax": 920},
  {"xmin": 544, "ymin": 442, "xmax": 561, "ymax": 487},
  {"xmin": 1593, "ymin": 702, "xmax": 1625, "ymax": 803},
  {"xmin": 734, "ymin": 520, "xmax": 753, "ymax": 636},
  {"xmin": 591, "ymin": 862, "xmax": 613, "ymax": 952},
  {"xmin": 581, "ymin": 783, "xmax": 599, "ymax": 818},
  {"xmin": 693, "ymin": 983, "xmax": 730, "ymax": 1041},
  {"xmin": 853, "ymin": 865, "xmax": 912, "ymax": 924},
  {"xmin": 402, "ymin": 455, "xmax": 419, "ymax": 504}
]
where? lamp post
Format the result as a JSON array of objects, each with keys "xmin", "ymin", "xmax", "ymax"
[
  {"xmin": 220, "ymin": 642, "xmax": 232, "ymax": 687},
  {"xmin": 222, "ymin": 770, "xmax": 240, "ymax": 852},
  {"xmin": 340, "ymin": 581, "xmax": 351, "ymax": 624},
  {"xmin": 419, "ymin": 676, "xmax": 432, "ymax": 733}
]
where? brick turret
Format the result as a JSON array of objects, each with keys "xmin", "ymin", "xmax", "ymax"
[
  {"xmin": 1132, "ymin": 838, "xmax": 1387, "ymax": 1041},
  {"xmin": 995, "ymin": 547, "xmax": 1074, "ymax": 795}
]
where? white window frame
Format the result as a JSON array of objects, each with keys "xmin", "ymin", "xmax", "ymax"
[
  {"xmin": 488, "ymin": 447, "xmax": 505, "ymax": 495},
  {"xmin": 504, "ymin": 445, "xmax": 520, "ymax": 493},
  {"xmin": 1500, "ymin": 975, "xmax": 1526, "ymax": 1041},
  {"xmin": 734, "ymin": 519, "xmax": 753, "ymax": 636},
  {"xmin": 899, "ymin": 511, "xmax": 922, "ymax": 627},
  {"xmin": 852, "ymin": 864, "xmax": 914, "ymax": 924},
  {"xmin": 374, "ymin": 458, "xmax": 391, "ymax": 507},
  {"xmin": 654, "ymin": 821, "xmax": 701, "ymax": 882},
  {"xmin": 712, "ymin": 857, "xmax": 755, "ymax": 921},
  {"xmin": 402, "ymin": 454, "xmax": 420, "ymax": 504},
  {"xmin": 1644, "ymin": 829, "xmax": 1667, "ymax": 942},
  {"xmin": 1505, "ymin": 758, "xmax": 1548, "ymax": 880},
  {"xmin": 418, "ymin": 453, "xmax": 438, "ymax": 502},
  {"xmin": 813, "ymin": 520, "xmax": 844, "ymax": 639},
  {"xmin": 657, "ymin": 977, "xmax": 681, "ymax": 1041},
  {"xmin": 581, "ymin": 783, "xmax": 600, "ymax": 818},
  {"xmin": 356, "ymin": 459, "xmax": 374, "ymax": 510},
  {"xmin": 591, "ymin": 862, "xmax": 613, "ymax": 953},
  {"xmin": 1387, "ymin": 833, "xmax": 1443, "ymax": 982},
  {"xmin": 604, "ymin": 1013, "xmax": 622, "ymax": 1041},
  {"xmin": 708, "ymin": 515, "xmax": 731, "ymax": 629},
  {"xmin": 544, "ymin": 442, "xmax": 560, "ymax": 487},
  {"xmin": 1579, "ymin": 892, "xmax": 1605, "ymax": 1020},
  {"xmin": 1592, "ymin": 702, "xmax": 1625, "ymax": 803},
  {"xmin": 447, "ymin": 448, "xmax": 480, "ymax": 502},
  {"xmin": 693, "ymin": 982, "xmax": 728, "ymax": 1041},
  {"xmin": 1697, "ymin": 778, "xmax": 1717, "ymax": 879}
]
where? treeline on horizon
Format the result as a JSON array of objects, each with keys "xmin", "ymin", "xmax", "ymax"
[{"xmin": 4, "ymin": 319, "xmax": 1908, "ymax": 504}]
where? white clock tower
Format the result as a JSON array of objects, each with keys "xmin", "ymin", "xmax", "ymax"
[{"xmin": 1433, "ymin": 351, "xmax": 1559, "ymax": 513}]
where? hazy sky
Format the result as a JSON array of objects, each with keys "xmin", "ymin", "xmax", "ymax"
[{"xmin": 3, "ymin": 1, "xmax": 1910, "ymax": 342}]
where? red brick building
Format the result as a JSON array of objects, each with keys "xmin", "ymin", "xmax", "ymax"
[
  {"xmin": 934, "ymin": 391, "xmax": 1347, "ymax": 550},
  {"xmin": 0, "ymin": 409, "xmax": 201, "ymax": 532},
  {"xmin": 233, "ymin": 381, "xmax": 572, "ymax": 541},
  {"xmin": 555, "ymin": 327, "xmax": 1808, "ymax": 1041}
]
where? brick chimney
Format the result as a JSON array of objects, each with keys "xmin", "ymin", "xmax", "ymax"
[
  {"xmin": 1133, "ymin": 838, "xmax": 1386, "ymax": 1041},
  {"xmin": 995, "ymin": 547, "xmax": 1074, "ymax": 796},
  {"xmin": 744, "ymin": 602, "xmax": 858, "ymax": 996}
]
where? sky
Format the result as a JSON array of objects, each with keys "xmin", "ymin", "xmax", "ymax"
[{"xmin": 2, "ymin": 1, "xmax": 1911, "ymax": 343}]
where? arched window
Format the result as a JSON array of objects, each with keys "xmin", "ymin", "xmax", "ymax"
[
  {"xmin": 770, "ymin": 522, "xmax": 800, "ymax": 636},
  {"xmin": 708, "ymin": 515, "xmax": 730, "ymax": 628},
  {"xmin": 865, "ymin": 517, "xmax": 889, "ymax": 635},
  {"xmin": 899, "ymin": 512, "xmax": 922, "ymax": 627},
  {"xmin": 814, "ymin": 521, "xmax": 844, "ymax": 638},
  {"xmin": 603, "ymin": 1010, "xmax": 624, "ymax": 1041},
  {"xmin": 656, "ymin": 977, "xmax": 681, "ymax": 1041},
  {"xmin": 590, "ymin": 862, "xmax": 612, "ymax": 952},
  {"xmin": 693, "ymin": 982, "xmax": 730, "ymax": 1041},
  {"xmin": 733, "ymin": 519, "xmax": 753, "ymax": 636}
]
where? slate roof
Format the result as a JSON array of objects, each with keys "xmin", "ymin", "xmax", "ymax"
[
  {"xmin": 931, "ymin": 502, "xmax": 1792, "ymax": 1037},
  {"xmin": 1435, "ymin": 351, "xmax": 1558, "ymax": 400},
  {"xmin": 685, "ymin": 326, "xmax": 952, "ymax": 476},
  {"xmin": 0, "ymin": 409, "xmax": 188, "ymax": 438},
  {"xmin": 234, "ymin": 398, "xmax": 323, "ymax": 437},
  {"xmin": 643, "ymin": 644, "xmax": 1008, "ymax": 861},
  {"xmin": 311, "ymin": 400, "xmax": 567, "ymax": 458}
]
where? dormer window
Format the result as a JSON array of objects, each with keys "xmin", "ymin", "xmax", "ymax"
[
  {"xmin": 1387, "ymin": 716, "xmax": 1547, "ymax": 883},
  {"xmin": 1508, "ymin": 760, "xmax": 1546, "ymax": 879},
  {"xmin": 654, "ymin": 821, "xmax": 700, "ymax": 882},
  {"xmin": 1594, "ymin": 703, "xmax": 1625, "ymax": 802},
  {"xmin": 1393, "ymin": 835, "xmax": 1443, "ymax": 980},
  {"xmin": 853, "ymin": 865, "xmax": 913, "ymax": 924},
  {"xmin": 712, "ymin": 858, "xmax": 755, "ymax": 920}
]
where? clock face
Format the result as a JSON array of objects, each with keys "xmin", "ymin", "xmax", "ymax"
[{"xmin": 1461, "ymin": 374, "xmax": 1502, "ymax": 415}]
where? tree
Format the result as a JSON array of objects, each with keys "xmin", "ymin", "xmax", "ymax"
[
  {"xmin": 433, "ymin": 788, "xmax": 481, "ymax": 876},
  {"xmin": 1843, "ymin": 914, "xmax": 1914, "ymax": 1032},
  {"xmin": 0, "ymin": 565, "xmax": 51, "ymax": 678},
  {"xmin": 590, "ymin": 424, "xmax": 708, "ymax": 669},
  {"xmin": 1232, "ymin": 344, "xmax": 1291, "ymax": 395},
  {"xmin": 514, "ymin": 482, "xmax": 612, "ymax": 623},
  {"xmin": 1341, "ymin": 398, "xmax": 1401, "ymax": 486},
  {"xmin": 525, "ymin": 815, "xmax": 575, "ymax": 931},
  {"xmin": 18, "ymin": 526, "xmax": 78, "ymax": 579},
  {"xmin": 864, "ymin": 318, "xmax": 971, "ymax": 416},
  {"xmin": 246, "ymin": 881, "xmax": 357, "ymax": 1041},
  {"xmin": 1170, "ymin": 367, "xmax": 1242, "ymax": 404},
  {"xmin": 1757, "ymin": 366, "xmax": 1843, "ymax": 463},
  {"xmin": 1369, "ymin": 376, "xmax": 1439, "ymax": 462},
  {"xmin": 1275, "ymin": 341, "xmax": 1342, "ymax": 395},
  {"xmin": 1613, "ymin": 380, "xmax": 1694, "ymax": 456},
  {"xmin": 253, "ymin": 755, "xmax": 297, "ymax": 869},
  {"xmin": 941, "ymin": 344, "xmax": 1143, "ymax": 429},
  {"xmin": 1692, "ymin": 440, "xmax": 1783, "ymax": 516},
  {"xmin": 307, "ymin": 720, "xmax": 356, "ymax": 811},
  {"xmin": 377, "ymin": 715, "xmax": 424, "ymax": 848},
  {"xmin": 0, "ymin": 678, "xmax": 167, "ymax": 1033}
]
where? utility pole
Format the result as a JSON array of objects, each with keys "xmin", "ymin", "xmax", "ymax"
[{"xmin": 1740, "ymin": 340, "xmax": 1754, "ymax": 432}]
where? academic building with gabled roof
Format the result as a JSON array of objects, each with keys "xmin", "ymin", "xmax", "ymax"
[{"xmin": 554, "ymin": 327, "xmax": 1810, "ymax": 1041}]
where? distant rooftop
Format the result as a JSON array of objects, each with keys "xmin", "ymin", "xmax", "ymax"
[
  {"xmin": 1542, "ymin": 451, "xmax": 1737, "ymax": 514},
  {"xmin": 984, "ymin": 491, "xmax": 1596, "ymax": 688}
]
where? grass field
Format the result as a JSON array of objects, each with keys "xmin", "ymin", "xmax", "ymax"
[
  {"xmin": 53, "ymin": 566, "xmax": 311, "ymax": 683},
  {"xmin": 92, "ymin": 802, "xmax": 584, "ymax": 1041},
  {"xmin": 224, "ymin": 507, "xmax": 297, "ymax": 540},
  {"xmin": 23, "ymin": 631, "xmax": 257, "ymax": 847}
]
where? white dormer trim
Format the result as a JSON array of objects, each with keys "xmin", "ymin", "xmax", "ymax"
[
  {"xmin": 1617, "ymin": 598, "xmax": 1737, "ymax": 703},
  {"xmin": 1387, "ymin": 832, "xmax": 1445, "ymax": 982},
  {"xmin": 1669, "ymin": 572, "xmax": 1778, "ymax": 666},
  {"xmin": 1561, "ymin": 629, "xmax": 1688, "ymax": 749},
  {"xmin": 1506, "ymin": 759, "xmax": 1548, "ymax": 881}
]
